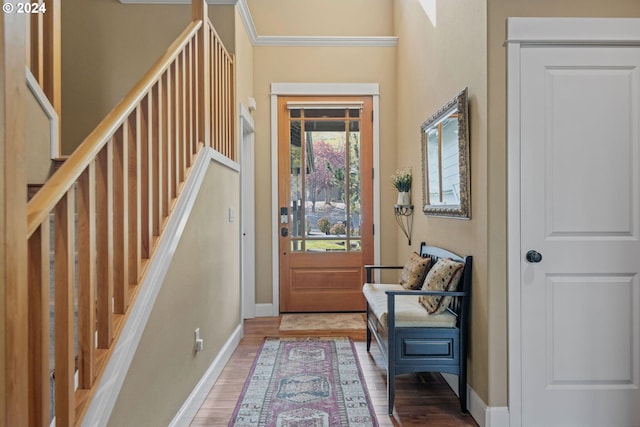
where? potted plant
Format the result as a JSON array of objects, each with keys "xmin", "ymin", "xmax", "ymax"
[{"xmin": 391, "ymin": 167, "xmax": 412, "ymax": 205}]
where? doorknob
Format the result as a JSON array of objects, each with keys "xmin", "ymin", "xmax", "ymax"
[{"xmin": 526, "ymin": 250, "xmax": 542, "ymax": 263}]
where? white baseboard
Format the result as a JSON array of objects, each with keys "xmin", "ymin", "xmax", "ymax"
[
  {"xmin": 468, "ymin": 386, "xmax": 488, "ymax": 427},
  {"xmin": 440, "ymin": 373, "xmax": 509, "ymax": 427},
  {"xmin": 169, "ymin": 324, "xmax": 244, "ymax": 427},
  {"xmin": 486, "ymin": 405, "xmax": 510, "ymax": 427},
  {"xmin": 255, "ymin": 303, "xmax": 276, "ymax": 317}
]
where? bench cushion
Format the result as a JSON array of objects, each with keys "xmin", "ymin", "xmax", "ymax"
[{"xmin": 363, "ymin": 283, "xmax": 457, "ymax": 328}]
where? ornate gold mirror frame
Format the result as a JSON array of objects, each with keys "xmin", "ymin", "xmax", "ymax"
[{"xmin": 421, "ymin": 87, "xmax": 470, "ymax": 218}]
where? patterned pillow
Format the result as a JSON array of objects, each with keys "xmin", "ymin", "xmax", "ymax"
[
  {"xmin": 399, "ymin": 253, "xmax": 432, "ymax": 290},
  {"xmin": 419, "ymin": 258, "xmax": 464, "ymax": 314}
]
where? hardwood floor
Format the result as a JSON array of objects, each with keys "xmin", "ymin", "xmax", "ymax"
[{"xmin": 190, "ymin": 317, "xmax": 478, "ymax": 427}]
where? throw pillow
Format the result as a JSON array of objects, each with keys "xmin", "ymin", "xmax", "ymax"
[
  {"xmin": 419, "ymin": 258, "xmax": 464, "ymax": 314},
  {"xmin": 399, "ymin": 253, "xmax": 432, "ymax": 290}
]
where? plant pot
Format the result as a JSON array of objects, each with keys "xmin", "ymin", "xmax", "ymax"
[{"xmin": 397, "ymin": 191, "xmax": 410, "ymax": 206}]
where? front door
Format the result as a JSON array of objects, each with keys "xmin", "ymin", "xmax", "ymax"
[
  {"xmin": 517, "ymin": 43, "xmax": 640, "ymax": 425},
  {"xmin": 277, "ymin": 96, "xmax": 373, "ymax": 312}
]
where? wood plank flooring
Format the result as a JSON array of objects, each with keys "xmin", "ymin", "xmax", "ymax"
[{"xmin": 190, "ymin": 317, "xmax": 478, "ymax": 427}]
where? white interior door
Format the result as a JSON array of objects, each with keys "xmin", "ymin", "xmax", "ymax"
[{"xmin": 516, "ymin": 41, "xmax": 640, "ymax": 425}]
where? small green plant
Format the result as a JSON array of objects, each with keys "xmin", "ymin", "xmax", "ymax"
[
  {"xmin": 391, "ymin": 167, "xmax": 412, "ymax": 192},
  {"xmin": 330, "ymin": 222, "xmax": 346, "ymax": 235},
  {"xmin": 317, "ymin": 217, "xmax": 332, "ymax": 234}
]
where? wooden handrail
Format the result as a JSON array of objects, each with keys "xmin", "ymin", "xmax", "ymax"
[{"xmin": 26, "ymin": 20, "xmax": 202, "ymax": 237}]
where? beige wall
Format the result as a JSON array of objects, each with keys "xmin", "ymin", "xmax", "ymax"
[
  {"xmin": 234, "ymin": 5, "xmax": 254, "ymax": 111},
  {"xmin": 108, "ymin": 158, "xmax": 240, "ymax": 426},
  {"xmin": 25, "ymin": 88, "xmax": 54, "ymax": 184},
  {"xmin": 393, "ymin": 0, "xmax": 491, "ymax": 404},
  {"xmin": 17, "ymin": 63, "xmax": 54, "ymax": 193},
  {"xmin": 209, "ymin": 5, "xmax": 236, "ymax": 53},
  {"xmin": 62, "ymin": 0, "xmax": 191, "ymax": 154},
  {"xmin": 247, "ymin": 0, "xmax": 393, "ymax": 36}
]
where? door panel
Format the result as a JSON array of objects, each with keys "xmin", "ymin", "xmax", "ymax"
[
  {"xmin": 278, "ymin": 96, "xmax": 373, "ymax": 312},
  {"xmin": 520, "ymin": 46, "xmax": 640, "ymax": 426}
]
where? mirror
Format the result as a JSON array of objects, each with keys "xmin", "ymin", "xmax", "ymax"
[{"xmin": 421, "ymin": 87, "xmax": 470, "ymax": 218}]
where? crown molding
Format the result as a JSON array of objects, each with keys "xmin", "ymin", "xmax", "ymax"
[
  {"xmin": 236, "ymin": 0, "xmax": 258, "ymax": 43},
  {"xmin": 118, "ymin": 0, "xmax": 397, "ymax": 47}
]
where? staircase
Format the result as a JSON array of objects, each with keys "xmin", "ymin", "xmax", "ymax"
[{"xmin": 6, "ymin": 1, "xmax": 236, "ymax": 425}]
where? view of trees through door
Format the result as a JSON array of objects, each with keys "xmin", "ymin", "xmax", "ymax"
[{"xmin": 290, "ymin": 113, "xmax": 361, "ymax": 251}]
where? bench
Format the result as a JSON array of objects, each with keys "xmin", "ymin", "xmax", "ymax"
[{"xmin": 363, "ymin": 242, "xmax": 472, "ymax": 414}]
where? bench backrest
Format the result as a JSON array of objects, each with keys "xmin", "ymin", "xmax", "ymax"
[{"xmin": 418, "ymin": 242, "xmax": 472, "ymax": 325}]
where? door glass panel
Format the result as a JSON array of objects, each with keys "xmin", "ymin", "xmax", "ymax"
[
  {"xmin": 304, "ymin": 108, "xmax": 346, "ymax": 118},
  {"xmin": 290, "ymin": 121, "xmax": 303, "ymax": 249},
  {"xmin": 288, "ymin": 108, "xmax": 362, "ymax": 253},
  {"xmin": 348, "ymin": 120, "xmax": 361, "ymax": 251}
]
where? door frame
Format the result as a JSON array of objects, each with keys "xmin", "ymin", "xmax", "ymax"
[
  {"xmin": 240, "ymin": 102, "xmax": 256, "ymax": 319},
  {"xmin": 269, "ymin": 83, "xmax": 381, "ymax": 316},
  {"xmin": 506, "ymin": 17, "xmax": 640, "ymax": 427}
]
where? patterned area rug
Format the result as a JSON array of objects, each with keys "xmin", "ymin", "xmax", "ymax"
[
  {"xmin": 279, "ymin": 313, "xmax": 365, "ymax": 331},
  {"xmin": 228, "ymin": 337, "xmax": 378, "ymax": 427}
]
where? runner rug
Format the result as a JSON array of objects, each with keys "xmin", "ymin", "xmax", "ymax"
[{"xmin": 228, "ymin": 337, "xmax": 378, "ymax": 427}]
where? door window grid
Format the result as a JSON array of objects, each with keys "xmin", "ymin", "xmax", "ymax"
[{"xmin": 288, "ymin": 108, "xmax": 362, "ymax": 253}]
